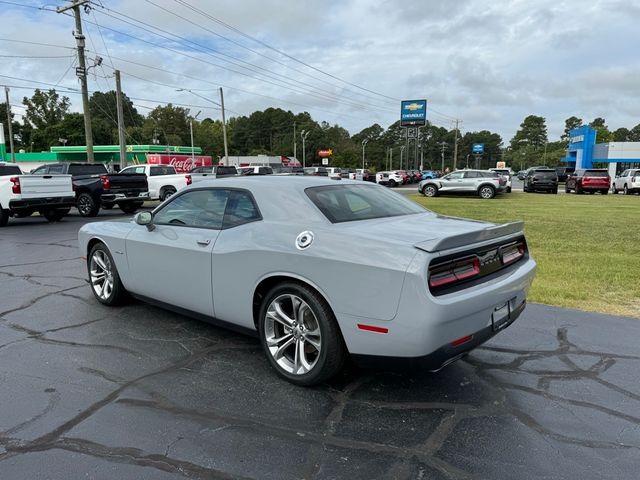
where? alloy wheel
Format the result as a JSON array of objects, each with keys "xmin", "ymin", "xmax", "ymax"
[
  {"xmin": 264, "ymin": 294, "xmax": 322, "ymax": 375},
  {"xmin": 90, "ymin": 249, "xmax": 114, "ymax": 301}
]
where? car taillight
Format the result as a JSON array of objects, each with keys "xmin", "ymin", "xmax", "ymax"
[
  {"xmin": 501, "ymin": 242, "xmax": 526, "ymax": 265},
  {"xmin": 429, "ymin": 256, "xmax": 480, "ymax": 288},
  {"xmin": 186, "ymin": 174, "xmax": 192, "ymax": 185},
  {"xmin": 100, "ymin": 175, "xmax": 110, "ymax": 190},
  {"xmin": 10, "ymin": 176, "xmax": 20, "ymax": 194}
]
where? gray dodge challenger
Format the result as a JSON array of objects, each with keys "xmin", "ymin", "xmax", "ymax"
[{"xmin": 78, "ymin": 176, "xmax": 536, "ymax": 386}]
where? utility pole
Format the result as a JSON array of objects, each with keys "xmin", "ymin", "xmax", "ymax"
[
  {"xmin": 452, "ymin": 119, "xmax": 460, "ymax": 171},
  {"xmin": 57, "ymin": 0, "xmax": 94, "ymax": 163},
  {"xmin": 439, "ymin": 141, "xmax": 448, "ymax": 171},
  {"xmin": 293, "ymin": 121, "xmax": 297, "ymax": 160},
  {"xmin": 219, "ymin": 87, "xmax": 229, "ymax": 165},
  {"xmin": 4, "ymin": 87, "xmax": 15, "ymax": 162},
  {"xmin": 361, "ymin": 138, "xmax": 368, "ymax": 170},
  {"xmin": 301, "ymin": 130, "xmax": 310, "ymax": 168},
  {"xmin": 400, "ymin": 145, "xmax": 406, "ymax": 170},
  {"xmin": 115, "ymin": 70, "xmax": 127, "ymax": 170}
]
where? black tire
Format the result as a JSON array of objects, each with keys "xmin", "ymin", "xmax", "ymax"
[
  {"xmin": 575, "ymin": 185, "xmax": 583, "ymax": 195},
  {"xmin": 564, "ymin": 184, "xmax": 570, "ymax": 193},
  {"xmin": 119, "ymin": 202, "xmax": 143, "ymax": 214},
  {"xmin": 42, "ymin": 209, "xmax": 64, "ymax": 222},
  {"xmin": 87, "ymin": 242, "xmax": 128, "ymax": 306},
  {"xmin": 77, "ymin": 193, "xmax": 100, "ymax": 217},
  {"xmin": 553, "ymin": 188, "xmax": 558, "ymax": 194},
  {"xmin": 423, "ymin": 184, "xmax": 438, "ymax": 197},
  {"xmin": 388, "ymin": 179, "xmax": 397, "ymax": 188},
  {"xmin": 0, "ymin": 208, "xmax": 8, "ymax": 227},
  {"xmin": 258, "ymin": 282, "xmax": 346, "ymax": 386},
  {"xmin": 160, "ymin": 187, "xmax": 176, "ymax": 201},
  {"xmin": 478, "ymin": 185, "xmax": 496, "ymax": 199},
  {"xmin": 612, "ymin": 184, "xmax": 617, "ymax": 194},
  {"xmin": 102, "ymin": 203, "xmax": 114, "ymax": 210},
  {"xmin": 507, "ymin": 186, "xmax": 512, "ymax": 193},
  {"xmin": 623, "ymin": 185, "xmax": 629, "ymax": 195},
  {"xmin": 601, "ymin": 189, "xmax": 608, "ymax": 195}
]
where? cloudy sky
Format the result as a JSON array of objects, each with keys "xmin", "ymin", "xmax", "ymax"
[{"xmin": 1, "ymin": 0, "xmax": 639, "ymax": 144}]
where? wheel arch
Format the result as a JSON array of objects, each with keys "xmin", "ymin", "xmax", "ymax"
[{"xmin": 252, "ymin": 273, "xmax": 335, "ymax": 331}]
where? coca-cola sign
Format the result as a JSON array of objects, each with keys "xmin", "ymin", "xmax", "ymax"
[{"xmin": 147, "ymin": 154, "xmax": 213, "ymax": 172}]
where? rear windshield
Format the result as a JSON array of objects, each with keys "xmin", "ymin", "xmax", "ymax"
[
  {"xmin": 150, "ymin": 166, "xmax": 176, "ymax": 176},
  {"xmin": 0, "ymin": 165, "xmax": 22, "ymax": 175},
  {"xmin": 215, "ymin": 166, "xmax": 237, "ymax": 175},
  {"xmin": 68, "ymin": 164, "xmax": 107, "ymax": 175},
  {"xmin": 306, "ymin": 184, "xmax": 426, "ymax": 223},
  {"xmin": 534, "ymin": 169, "xmax": 555, "ymax": 173},
  {"xmin": 585, "ymin": 170, "xmax": 609, "ymax": 177},
  {"xmin": 190, "ymin": 167, "xmax": 212, "ymax": 173}
]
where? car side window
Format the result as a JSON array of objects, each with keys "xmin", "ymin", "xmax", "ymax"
[
  {"xmin": 48, "ymin": 165, "xmax": 65, "ymax": 174},
  {"xmin": 153, "ymin": 189, "xmax": 230, "ymax": 229},
  {"xmin": 447, "ymin": 172, "xmax": 464, "ymax": 179},
  {"xmin": 32, "ymin": 166, "xmax": 48, "ymax": 174},
  {"xmin": 222, "ymin": 190, "xmax": 261, "ymax": 228}
]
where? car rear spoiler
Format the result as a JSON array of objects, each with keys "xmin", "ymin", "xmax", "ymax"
[{"xmin": 414, "ymin": 221, "xmax": 525, "ymax": 253}]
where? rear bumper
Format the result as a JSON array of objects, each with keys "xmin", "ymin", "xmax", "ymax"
[
  {"xmin": 353, "ymin": 300, "xmax": 526, "ymax": 370},
  {"xmin": 101, "ymin": 192, "xmax": 150, "ymax": 204},
  {"xmin": 9, "ymin": 196, "xmax": 76, "ymax": 211},
  {"xmin": 529, "ymin": 183, "xmax": 557, "ymax": 191}
]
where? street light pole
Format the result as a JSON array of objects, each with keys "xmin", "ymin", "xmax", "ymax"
[
  {"xmin": 219, "ymin": 88, "xmax": 229, "ymax": 166},
  {"xmin": 361, "ymin": 138, "xmax": 368, "ymax": 170},
  {"xmin": 190, "ymin": 110, "xmax": 201, "ymax": 166},
  {"xmin": 300, "ymin": 130, "xmax": 310, "ymax": 168},
  {"xmin": 400, "ymin": 145, "xmax": 406, "ymax": 170}
]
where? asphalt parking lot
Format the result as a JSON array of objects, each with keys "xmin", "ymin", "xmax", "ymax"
[{"xmin": 1, "ymin": 211, "xmax": 638, "ymax": 480}]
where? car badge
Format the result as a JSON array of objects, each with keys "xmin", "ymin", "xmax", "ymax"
[
  {"xmin": 478, "ymin": 249, "xmax": 499, "ymax": 265},
  {"xmin": 296, "ymin": 231, "xmax": 314, "ymax": 250}
]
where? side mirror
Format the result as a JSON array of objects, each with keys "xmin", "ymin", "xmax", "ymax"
[{"xmin": 134, "ymin": 211, "xmax": 155, "ymax": 231}]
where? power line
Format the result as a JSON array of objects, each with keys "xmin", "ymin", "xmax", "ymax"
[
  {"xmin": 87, "ymin": 5, "xmax": 398, "ymax": 115},
  {"xmin": 174, "ymin": 0, "xmax": 400, "ymax": 103},
  {"xmin": 142, "ymin": 0, "xmax": 397, "ymax": 109}
]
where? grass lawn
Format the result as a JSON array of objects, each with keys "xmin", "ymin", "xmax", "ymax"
[{"xmin": 410, "ymin": 191, "xmax": 640, "ymax": 318}]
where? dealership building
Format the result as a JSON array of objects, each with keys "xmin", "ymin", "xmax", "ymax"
[{"xmin": 564, "ymin": 125, "xmax": 640, "ymax": 175}]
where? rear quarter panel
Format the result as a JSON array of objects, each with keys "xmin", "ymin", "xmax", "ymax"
[{"xmin": 211, "ymin": 220, "xmax": 417, "ymax": 330}]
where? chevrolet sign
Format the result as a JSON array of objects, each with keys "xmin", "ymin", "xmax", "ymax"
[{"xmin": 401, "ymin": 99, "xmax": 427, "ymax": 127}]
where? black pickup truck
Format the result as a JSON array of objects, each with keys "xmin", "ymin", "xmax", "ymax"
[{"xmin": 31, "ymin": 163, "xmax": 149, "ymax": 217}]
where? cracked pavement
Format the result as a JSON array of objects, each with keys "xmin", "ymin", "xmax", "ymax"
[{"xmin": 1, "ymin": 212, "xmax": 639, "ymax": 479}]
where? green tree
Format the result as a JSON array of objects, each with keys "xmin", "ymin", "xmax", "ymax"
[
  {"xmin": 562, "ymin": 116, "xmax": 583, "ymax": 141},
  {"xmin": 629, "ymin": 124, "xmax": 640, "ymax": 141},
  {"xmin": 142, "ymin": 104, "xmax": 190, "ymax": 146},
  {"xmin": 588, "ymin": 117, "xmax": 612, "ymax": 143},
  {"xmin": 0, "ymin": 102, "xmax": 24, "ymax": 149},
  {"xmin": 612, "ymin": 127, "xmax": 631, "ymax": 141},
  {"xmin": 22, "ymin": 89, "xmax": 70, "ymax": 130},
  {"xmin": 510, "ymin": 115, "xmax": 548, "ymax": 150}
]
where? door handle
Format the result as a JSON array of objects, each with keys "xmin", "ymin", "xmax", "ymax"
[{"xmin": 196, "ymin": 239, "xmax": 211, "ymax": 246}]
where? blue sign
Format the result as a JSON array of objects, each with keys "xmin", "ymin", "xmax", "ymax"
[
  {"xmin": 472, "ymin": 143, "xmax": 484, "ymax": 154},
  {"xmin": 400, "ymin": 99, "xmax": 427, "ymax": 127}
]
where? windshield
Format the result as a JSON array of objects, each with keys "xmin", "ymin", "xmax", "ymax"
[
  {"xmin": 305, "ymin": 184, "xmax": 426, "ymax": 223},
  {"xmin": 585, "ymin": 170, "xmax": 609, "ymax": 177},
  {"xmin": 0, "ymin": 165, "xmax": 22, "ymax": 175},
  {"xmin": 68, "ymin": 164, "xmax": 107, "ymax": 175}
]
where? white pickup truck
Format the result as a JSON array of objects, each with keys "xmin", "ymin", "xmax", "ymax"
[
  {"xmin": 119, "ymin": 164, "xmax": 192, "ymax": 201},
  {"xmin": 0, "ymin": 162, "xmax": 75, "ymax": 226}
]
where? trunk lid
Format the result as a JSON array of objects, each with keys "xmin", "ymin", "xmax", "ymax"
[{"xmin": 335, "ymin": 213, "xmax": 524, "ymax": 253}]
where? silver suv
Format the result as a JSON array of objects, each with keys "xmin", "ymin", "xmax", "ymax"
[{"xmin": 418, "ymin": 169, "xmax": 507, "ymax": 199}]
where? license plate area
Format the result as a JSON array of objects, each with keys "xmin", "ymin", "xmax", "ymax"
[{"xmin": 492, "ymin": 298, "xmax": 515, "ymax": 331}]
